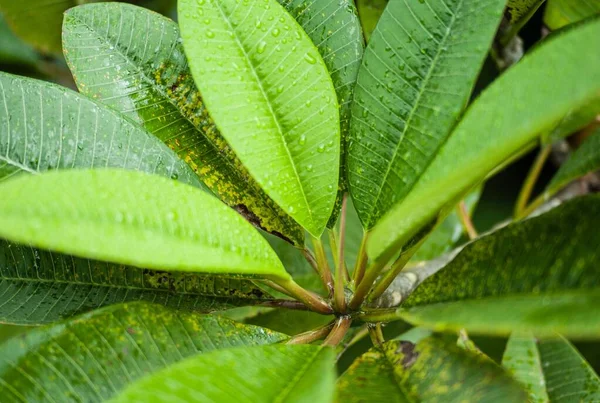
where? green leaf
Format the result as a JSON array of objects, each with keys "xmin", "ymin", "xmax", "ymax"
[
  {"xmin": 368, "ymin": 18, "xmax": 600, "ymax": 262},
  {"xmin": 113, "ymin": 345, "xmax": 335, "ymax": 402},
  {"xmin": 278, "ymin": 0, "xmax": 364, "ymax": 227},
  {"xmin": 0, "ymin": 15, "xmax": 38, "ymax": 66},
  {"xmin": 503, "ymin": 333, "xmax": 600, "ymax": 402},
  {"xmin": 506, "ymin": 0, "xmax": 546, "ymax": 24},
  {"xmin": 355, "ymin": 0, "xmax": 388, "ymax": 42},
  {"xmin": 179, "ymin": 0, "xmax": 340, "ymax": 237},
  {"xmin": 544, "ymin": 0, "xmax": 600, "ymax": 30},
  {"xmin": 543, "ymin": 98, "xmax": 600, "ymax": 144},
  {"xmin": 0, "ymin": 72, "xmax": 203, "ymax": 188},
  {"xmin": 62, "ymin": 3, "xmax": 304, "ymax": 246},
  {"xmin": 0, "ymin": 302, "xmax": 285, "ymax": 401},
  {"xmin": 546, "ymin": 128, "xmax": 600, "ymax": 196},
  {"xmin": 347, "ymin": 0, "xmax": 505, "ymax": 229},
  {"xmin": 0, "ymin": 239, "xmax": 274, "ymax": 325},
  {"xmin": 336, "ymin": 336, "xmax": 527, "ymax": 402},
  {"xmin": 0, "ymin": 169, "xmax": 289, "ymax": 280},
  {"xmin": 392, "ymin": 195, "xmax": 600, "ymax": 338}
]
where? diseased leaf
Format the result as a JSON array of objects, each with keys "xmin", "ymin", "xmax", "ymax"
[
  {"xmin": 62, "ymin": 3, "xmax": 304, "ymax": 246},
  {"xmin": 503, "ymin": 333, "xmax": 600, "ymax": 402},
  {"xmin": 0, "ymin": 302, "xmax": 285, "ymax": 402},
  {"xmin": 179, "ymin": 0, "xmax": 340, "ymax": 237},
  {"xmin": 368, "ymin": 18, "xmax": 600, "ymax": 262},
  {"xmin": 0, "ymin": 72, "xmax": 203, "ymax": 188},
  {"xmin": 336, "ymin": 337, "xmax": 527, "ymax": 402},
  {"xmin": 113, "ymin": 345, "xmax": 336, "ymax": 403},
  {"xmin": 0, "ymin": 240, "xmax": 273, "ymax": 325},
  {"xmin": 355, "ymin": 0, "xmax": 388, "ymax": 42},
  {"xmin": 392, "ymin": 196, "xmax": 600, "ymax": 338},
  {"xmin": 279, "ymin": 0, "xmax": 364, "ymax": 227},
  {"xmin": 347, "ymin": 0, "xmax": 505, "ymax": 229},
  {"xmin": 544, "ymin": 0, "xmax": 600, "ymax": 30},
  {"xmin": 0, "ymin": 169, "xmax": 289, "ymax": 280}
]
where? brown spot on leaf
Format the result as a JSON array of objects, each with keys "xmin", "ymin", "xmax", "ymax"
[{"xmin": 396, "ymin": 341, "xmax": 419, "ymax": 369}]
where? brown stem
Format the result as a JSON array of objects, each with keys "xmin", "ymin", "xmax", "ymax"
[
  {"xmin": 301, "ymin": 247, "xmax": 320, "ymax": 274},
  {"xmin": 311, "ymin": 236, "xmax": 334, "ymax": 295},
  {"xmin": 348, "ymin": 259, "xmax": 387, "ymax": 310},
  {"xmin": 323, "ymin": 316, "xmax": 352, "ymax": 346},
  {"xmin": 286, "ymin": 321, "xmax": 335, "ymax": 345},
  {"xmin": 457, "ymin": 200, "xmax": 478, "ymax": 240},
  {"xmin": 261, "ymin": 279, "xmax": 295, "ymax": 298},
  {"xmin": 334, "ymin": 194, "xmax": 349, "ymax": 313},
  {"xmin": 515, "ymin": 144, "xmax": 552, "ymax": 219},
  {"xmin": 259, "ymin": 299, "xmax": 311, "ymax": 311},
  {"xmin": 352, "ymin": 234, "xmax": 369, "ymax": 285},
  {"xmin": 273, "ymin": 278, "xmax": 333, "ymax": 315},
  {"xmin": 368, "ymin": 323, "xmax": 385, "ymax": 347}
]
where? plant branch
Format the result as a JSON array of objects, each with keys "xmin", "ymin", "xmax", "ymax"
[
  {"xmin": 258, "ymin": 299, "xmax": 311, "ymax": 311},
  {"xmin": 310, "ymin": 236, "xmax": 334, "ymax": 295},
  {"xmin": 357, "ymin": 308, "xmax": 400, "ymax": 323},
  {"xmin": 323, "ymin": 316, "xmax": 352, "ymax": 346},
  {"xmin": 334, "ymin": 194, "xmax": 349, "ymax": 313},
  {"xmin": 273, "ymin": 278, "xmax": 333, "ymax": 315},
  {"xmin": 286, "ymin": 321, "xmax": 335, "ymax": 345},
  {"xmin": 348, "ymin": 259, "xmax": 387, "ymax": 310},
  {"xmin": 457, "ymin": 200, "xmax": 478, "ymax": 240},
  {"xmin": 515, "ymin": 144, "xmax": 552, "ymax": 219},
  {"xmin": 301, "ymin": 247, "xmax": 320, "ymax": 274},
  {"xmin": 352, "ymin": 234, "xmax": 369, "ymax": 285},
  {"xmin": 367, "ymin": 323, "xmax": 385, "ymax": 347},
  {"xmin": 261, "ymin": 279, "xmax": 295, "ymax": 298}
]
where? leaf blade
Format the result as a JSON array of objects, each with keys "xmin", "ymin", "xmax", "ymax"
[
  {"xmin": 0, "ymin": 169, "xmax": 289, "ymax": 280},
  {"xmin": 179, "ymin": 0, "xmax": 341, "ymax": 237}
]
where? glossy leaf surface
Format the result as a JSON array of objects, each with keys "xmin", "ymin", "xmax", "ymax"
[
  {"xmin": 0, "ymin": 240, "xmax": 272, "ymax": 325},
  {"xmin": 544, "ymin": 0, "xmax": 600, "ymax": 30},
  {"xmin": 114, "ymin": 345, "xmax": 336, "ymax": 402},
  {"xmin": 179, "ymin": 0, "xmax": 340, "ymax": 237},
  {"xmin": 278, "ymin": 0, "xmax": 364, "ymax": 227},
  {"xmin": 394, "ymin": 196, "xmax": 600, "ymax": 338},
  {"xmin": 0, "ymin": 302, "xmax": 285, "ymax": 402},
  {"xmin": 347, "ymin": 0, "xmax": 505, "ymax": 229},
  {"xmin": 369, "ymin": 18, "xmax": 600, "ymax": 261},
  {"xmin": 503, "ymin": 333, "xmax": 600, "ymax": 402},
  {"xmin": 63, "ymin": 3, "xmax": 304, "ymax": 245},
  {"xmin": 0, "ymin": 169, "xmax": 289, "ymax": 280},
  {"xmin": 0, "ymin": 72, "xmax": 202, "ymax": 187},
  {"xmin": 337, "ymin": 337, "xmax": 527, "ymax": 402}
]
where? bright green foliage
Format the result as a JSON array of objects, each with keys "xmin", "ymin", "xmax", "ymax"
[
  {"xmin": 347, "ymin": 0, "xmax": 505, "ymax": 229},
  {"xmin": 179, "ymin": 0, "xmax": 340, "ymax": 237},
  {"xmin": 0, "ymin": 169, "xmax": 289, "ymax": 280},
  {"xmin": 503, "ymin": 333, "xmax": 600, "ymax": 402},
  {"xmin": 62, "ymin": 3, "xmax": 304, "ymax": 246},
  {"xmin": 336, "ymin": 337, "xmax": 527, "ymax": 402},
  {"xmin": 0, "ymin": 302, "xmax": 285, "ymax": 402},
  {"xmin": 546, "ymin": 129, "xmax": 600, "ymax": 197},
  {"xmin": 279, "ymin": 0, "xmax": 364, "ymax": 227},
  {"xmin": 368, "ymin": 18, "xmax": 600, "ymax": 261},
  {"xmin": 393, "ymin": 196, "xmax": 600, "ymax": 338},
  {"xmin": 544, "ymin": 0, "xmax": 600, "ymax": 30},
  {"xmin": 113, "ymin": 345, "xmax": 336, "ymax": 402},
  {"xmin": 0, "ymin": 240, "xmax": 273, "ymax": 325},
  {"xmin": 544, "ymin": 99, "xmax": 600, "ymax": 144},
  {"xmin": 0, "ymin": 72, "xmax": 202, "ymax": 187},
  {"xmin": 355, "ymin": 0, "xmax": 388, "ymax": 42}
]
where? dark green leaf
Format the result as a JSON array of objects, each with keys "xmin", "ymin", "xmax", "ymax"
[
  {"xmin": 0, "ymin": 239, "xmax": 273, "ymax": 325},
  {"xmin": 0, "ymin": 72, "xmax": 203, "ymax": 188},
  {"xmin": 279, "ymin": 0, "xmax": 364, "ymax": 227},
  {"xmin": 544, "ymin": 0, "xmax": 600, "ymax": 30},
  {"xmin": 336, "ymin": 336, "xmax": 527, "ymax": 402},
  {"xmin": 355, "ymin": 0, "xmax": 388, "ymax": 42},
  {"xmin": 503, "ymin": 333, "xmax": 600, "ymax": 402},
  {"xmin": 62, "ymin": 3, "xmax": 304, "ymax": 246},
  {"xmin": 0, "ymin": 302, "xmax": 285, "ymax": 401},
  {"xmin": 368, "ymin": 18, "xmax": 600, "ymax": 261},
  {"xmin": 347, "ymin": 0, "xmax": 505, "ymax": 229},
  {"xmin": 394, "ymin": 195, "xmax": 600, "ymax": 338},
  {"xmin": 179, "ymin": 0, "xmax": 341, "ymax": 237},
  {"xmin": 0, "ymin": 15, "xmax": 38, "ymax": 66},
  {"xmin": 113, "ymin": 345, "xmax": 335, "ymax": 402},
  {"xmin": 0, "ymin": 169, "xmax": 289, "ymax": 280}
]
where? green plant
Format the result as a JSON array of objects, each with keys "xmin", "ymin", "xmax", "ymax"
[{"xmin": 0, "ymin": 0, "xmax": 599, "ymax": 401}]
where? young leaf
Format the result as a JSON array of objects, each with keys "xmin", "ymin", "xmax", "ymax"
[
  {"xmin": 392, "ymin": 195, "xmax": 600, "ymax": 338},
  {"xmin": 0, "ymin": 169, "xmax": 289, "ymax": 280},
  {"xmin": 279, "ymin": 0, "xmax": 364, "ymax": 227},
  {"xmin": 544, "ymin": 0, "xmax": 600, "ymax": 30},
  {"xmin": 0, "ymin": 302, "xmax": 285, "ymax": 401},
  {"xmin": 503, "ymin": 333, "xmax": 600, "ymax": 402},
  {"xmin": 62, "ymin": 3, "xmax": 304, "ymax": 246},
  {"xmin": 347, "ymin": 0, "xmax": 505, "ymax": 229},
  {"xmin": 336, "ymin": 337, "xmax": 527, "ymax": 402},
  {"xmin": 0, "ymin": 72, "xmax": 203, "ymax": 188},
  {"xmin": 368, "ymin": 18, "xmax": 600, "ymax": 262},
  {"xmin": 179, "ymin": 0, "xmax": 341, "ymax": 237},
  {"xmin": 0, "ymin": 240, "xmax": 273, "ymax": 325},
  {"xmin": 113, "ymin": 345, "xmax": 336, "ymax": 402}
]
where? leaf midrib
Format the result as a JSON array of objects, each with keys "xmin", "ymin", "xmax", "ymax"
[
  {"xmin": 211, "ymin": 0, "xmax": 315, "ymax": 224},
  {"xmin": 365, "ymin": 0, "xmax": 464, "ymax": 227}
]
